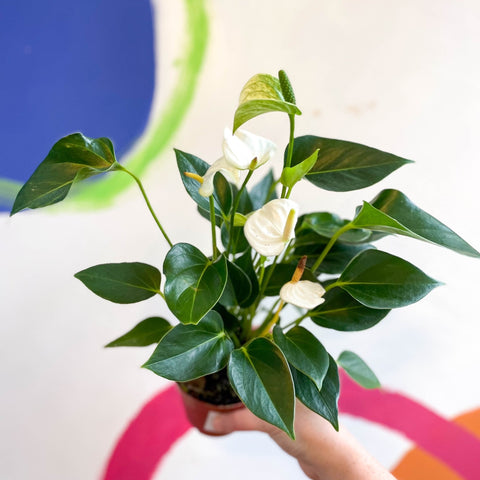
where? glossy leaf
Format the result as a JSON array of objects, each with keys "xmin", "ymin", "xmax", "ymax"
[
  {"xmin": 273, "ymin": 326, "xmax": 329, "ymax": 392},
  {"xmin": 292, "ymin": 355, "xmax": 339, "ymax": 430},
  {"xmin": 228, "ymin": 337, "xmax": 295, "ymax": 438},
  {"xmin": 298, "ymin": 212, "xmax": 371, "ymax": 243},
  {"xmin": 280, "ymin": 149, "xmax": 319, "ymax": 189},
  {"xmin": 250, "ymin": 169, "xmax": 278, "ymax": 210},
  {"xmin": 105, "ymin": 317, "xmax": 171, "ymax": 347},
  {"xmin": 143, "ymin": 312, "xmax": 233, "ymax": 381},
  {"xmin": 11, "ymin": 133, "xmax": 118, "ymax": 215},
  {"xmin": 335, "ymin": 249, "xmax": 442, "ymax": 308},
  {"xmin": 163, "ymin": 243, "xmax": 227, "ymax": 324},
  {"xmin": 175, "ymin": 149, "xmax": 233, "ymax": 219},
  {"xmin": 264, "ymin": 263, "xmax": 317, "ymax": 296},
  {"xmin": 234, "ymin": 249, "xmax": 259, "ymax": 308},
  {"xmin": 233, "ymin": 74, "xmax": 301, "ymax": 132},
  {"xmin": 338, "ymin": 351, "xmax": 381, "ymax": 389},
  {"xmin": 353, "ymin": 189, "xmax": 480, "ymax": 258},
  {"xmin": 74, "ymin": 262, "xmax": 161, "ymax": 304},
  {"xmin": 220, "ymin": 259, "xmax": 252, "ymax": 308},
  {"xmin": 289, "ymin": 135, "xmax": 413, "ymax": 192},
  {"xmin": 310, "ymin": 288, "xmax": 390, "ymax": 331}
]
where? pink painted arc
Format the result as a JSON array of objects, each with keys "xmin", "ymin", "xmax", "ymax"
[
  {"xmin": 102, "ymin": 376, "xmax": 480, "ymax": 480},
  {"xmin": 102, "ymin": 386, "xmax": 190, "ymax": 480},
  {"xmin": 339, "ymin": 371, "xmax": 480, "ymax": 479}
]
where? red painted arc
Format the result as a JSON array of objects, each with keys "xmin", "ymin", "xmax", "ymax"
[{"xmin": 102, "ymin": 375, "xmax": 480, "ymax": 480}]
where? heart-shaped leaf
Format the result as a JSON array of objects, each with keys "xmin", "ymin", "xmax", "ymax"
[
  {"xmin": 310, "ymin": 288, "xmax": 390, "ymax": 331},
  {"xmin": 163, "ymin": 243, "xmax": 227, "ymax": 324},
  {"xmin": 233, "ymin": 74, "xmax": 301, "ymax": 132},
  {"xmin": 353, "ymin": 189, "xmax": 480, "ymax": 258},
  {"xmin": 334, "ymin": 249, "xmax": 442, "ymax": 308},
  {"xmin": 337, "ymin": 351, "xmax": 380, "ymax": 389},
  {"xmin": 288, "ymin": 135, "xmax": 413, "ymax": 192},
  {"xmin": 228, "ymin": 337, "xmax": 295, "ymax": 438},
  {"xmin": 74, "ymin": 262, "xmax": 161, "ymax": 304},
  {"xmin": 143, "ymin": 311, "xmax": 234, "ymax": 381},
  {"xmin": 11, "ymin": 133, "xmax": 118, "ymax": 215},
  {"xmin": 105, "ymin": 317, "xmax": 172, "ymax": 347},
  {"xmin": 292, "ymin": 354, "xmax": 339, "ymax": 430},
  {"xmin": 273, "ymin": 326, "xmax": 329, "ymax": 392}
]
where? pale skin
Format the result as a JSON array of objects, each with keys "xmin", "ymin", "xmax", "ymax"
[{"xmin": 204, "ymin": 402, "xmax": 397, "ymax": 480}]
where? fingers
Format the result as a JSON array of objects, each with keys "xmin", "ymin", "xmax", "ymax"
[{"xmin": 203, "ymin": 407, "xmax": 273, "ymax": 435}]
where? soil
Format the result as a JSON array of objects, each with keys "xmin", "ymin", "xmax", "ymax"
[{"xmin": 178, "ymin": 368, "xmax": 240, "ymax": 405}]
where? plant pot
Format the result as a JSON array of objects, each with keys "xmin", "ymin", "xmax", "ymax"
[{"xmin": 177, "ymin": 368, "xmax": 244, "ymax": 436}]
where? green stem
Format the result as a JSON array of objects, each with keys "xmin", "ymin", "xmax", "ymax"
[
  {"xmin": 311, "ymin": 223, "xmax": 353, "ymax": 274},
  {"xmin": 255, "ymin": 300, "xmax": 285, "ymax": 338},
  {"xmin": 209, "ymin": 195, "xmax": 218, "ymax": 260},
  {"xmin": 283, "ymin": 311, "xmax": 309, "ymax": 330},
  {"xmin": 157, "ymin": 290, "xmax": 166, "ymax": 300},
  {"xmin": 281, "ymin": 114, "xmax": 296, "ymax": 198},
  {"xmin": 117, "ymin": 164, "xmax": 173, "ymax": 247},
  {"xmin": 227, "ymin": 168, "xmax": 255, "ymax": 256}
]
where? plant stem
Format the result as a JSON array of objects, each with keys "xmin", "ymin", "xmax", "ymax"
[
  {"xmin": 209, "ymin": 195, "xmax": 218, "ymax": 260},
  {"xmin": 310, "ymin": 223, "xmax": 353, "ymax": 274},
  {"xmin": 117, "ymin": 164, "xmax": 173, "ymax": 247},
  {"xmin": 281, "ymin": 114, "xmax": 296, "ymax": 198},
  {"xmin": 283, "ymin": 311, "xmax": 309, "ymax": 330},
  {"xmin": 227, "ymin": 168, "xmax": 255, "ymax": 256},
  {"xmin": 255, "ymin": 300, "xmax": 285, "ymax": 337}
]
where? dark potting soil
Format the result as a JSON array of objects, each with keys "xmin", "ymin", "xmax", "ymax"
[{"xmin": 178, "ymin": 368, "xmax": 240, "ymax": 405}]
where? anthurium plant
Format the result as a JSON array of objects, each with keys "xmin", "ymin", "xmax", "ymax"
[{"xmin": 11, "ymin": 71, "xmax": 479, "ymax": 439}]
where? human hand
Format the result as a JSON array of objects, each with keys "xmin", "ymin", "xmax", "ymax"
[{"xmin": 204, "ymin": 401, "xmax": 396, "ymax": 480}]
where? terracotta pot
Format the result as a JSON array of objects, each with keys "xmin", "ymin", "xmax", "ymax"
[{"xmin": 177, "ymin": 384, "xmax": 244, "ymax": 436}]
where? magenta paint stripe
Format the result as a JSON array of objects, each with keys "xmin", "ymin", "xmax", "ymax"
[
  {"xmin": 338, "ymin": 371, "xmax": 480, "ymax": 479},
  {"xmin": 102, "ymin": 386, "xmax": 191, "ymax": 480}
]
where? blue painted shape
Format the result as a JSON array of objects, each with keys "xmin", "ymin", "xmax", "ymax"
[{"xmin": 0, "ymin": 0, "xmax": 155, "ymax": 201}]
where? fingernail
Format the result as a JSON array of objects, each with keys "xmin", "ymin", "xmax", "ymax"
[{"xmin": 203, "ymin": 411, "xmax": 219, "ymax": 433}]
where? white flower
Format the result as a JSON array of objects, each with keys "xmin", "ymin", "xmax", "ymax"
[
  {"xmin": 280, "ymin": 280, "xmax": 326, "ymax": 309},
  {"xmin": 199, "ymin": 157, "xmax": 241, "ymax": 197},
  {"xmin": 244, "ymin": 199, "xmax": 298, "ymax": 256},
  {"xmin": 198, "ymin": 128, "xmax": 276, "ymax": 197},
  {"xmin": 222, "ymin": 127, "xmax": 276, "ymax": 169}
]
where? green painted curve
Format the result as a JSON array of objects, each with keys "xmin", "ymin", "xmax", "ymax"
[
  {"xmin": 0, "ymin": 0, "xmax": 209, "ymax": 211},
  {"xmin": 74, "ymin": 0, "xmax": 209, "ymax": 208}
]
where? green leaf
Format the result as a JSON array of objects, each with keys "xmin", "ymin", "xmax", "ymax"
[
  {"xmin": 11, "ymin": 133, "xmax": 118, "ymax": 215},
  {"xmin": 163, "ymin": 243, "xmax": 227, "ymax": 324},
  {"xmin": 220, "ymin": 259, "xmax": 252, "ymax": 308},
  {"xmin": 337, "ymin": 351, "xmax": 381, "ymax": 389},
  {"xmin": 310, "ymin": 288, "xmax": 390, "ymax": 331},
  {"xmin": 335, "ymin": 249, "xmax": 442, "ymax": 308},
  {"xmin": 74, "ymin": 262, "xmax": 161, "ymax": 304},
  {"xmin": 234, "ymin": 249, "xmax": 259, "ymax": 308},
  {"xmin": 352, "ymin": 189, "xmax": 480, "ymax": 258},
  {"xmin": 273, "ymin": 326, "xmax": 329, "ymax": 392},
  {"xmin": 228, "ymin": 337, "xmax": 295, "ymax": 438},
  {"xmin": 298, "ymin": 212, "xmax": 371, "ymax": 243},
  {"xmin": 142, "ymin": 311, "xmax": 234, "ymax": 381},
  {"xmin": 105, "ymin": 317, "xmax": 172, "ymax": 347},
  {"xmin": 233, "ymin": 74, "xmax": 301, "ymax": 132},
  {"xmin": 292, "ymin": 355, "xmax": 339, "ymax": 430},
  {"xmin": 250, "ymin": 169, "xmax": 278, "ymax": 210},
  {"xmin": 263, "ymin": 263, "xmax": 318, "ymax": 296},
  {"xmin": 175, "ymin": 149, "xmax": 232, "ymax": 220},
  {"xmin": 280, "ymin": 149, "xmax": 319, "ymax": 189},
  {"xmin": 289, "ymin": 135, "xmax": 413, "ymax": 192}
]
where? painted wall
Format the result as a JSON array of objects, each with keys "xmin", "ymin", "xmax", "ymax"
[{"xmin": 1, "ymin": 1, "xmax": 479, "ymax": 479}]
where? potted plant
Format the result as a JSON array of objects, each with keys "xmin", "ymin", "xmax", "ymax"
[{"xmin": 10, "ymin": 70, "xmax": 479, "ymax": 439}]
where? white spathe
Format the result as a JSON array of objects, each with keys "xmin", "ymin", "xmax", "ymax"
[
  {"xmin": 280, "ymin": 280, "xmax": 326, "ymax": 309},
  {"xmin": 199, "ymin": 128, "xmax": 276, "ymax": 197},
  {"xmin": 244, "ymin": 198, "xmax": 298, "ymax": 256}
]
